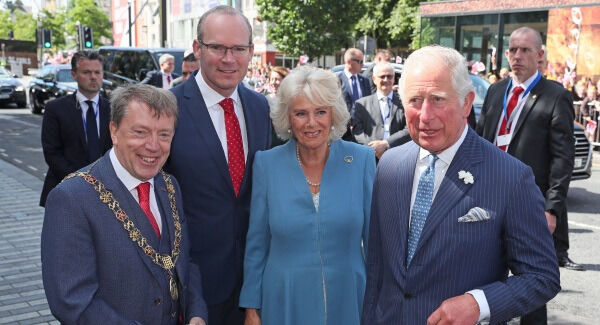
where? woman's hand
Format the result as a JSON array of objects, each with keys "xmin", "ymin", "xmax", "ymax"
[{"xmin": 244, "ymin": 308, "xmax": 261, "ymax": 325}]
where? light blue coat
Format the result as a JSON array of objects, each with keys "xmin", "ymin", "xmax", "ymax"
[{"xmin": 239, "ymin": 139, "xmax": 375, "ymax": 325}]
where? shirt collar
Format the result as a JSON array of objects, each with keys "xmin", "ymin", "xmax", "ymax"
[
  {"xmin": 76, "ymin": 91, "xmax": 99, "ymax": 107},
  {"xmin": 195, "ymin": 68, "xmax": 241, "ymax": 108},
  {"xmin": 510, "ymin": 71, "xmax": 539, "ymax": 92},
  {"xmin": 344, "ymin": 69, "xmax": 357, "ymax": 79},
  {"xmin": 376, "ymin": 91, "xmax": 393, "ymax": 101},
  {"xmin": 418, "ymin": 124, "xmax": 469, "ymax": 166},
  {"xmin": 109, "ymin": 148, "xmax": 154, "ymax": 192}
]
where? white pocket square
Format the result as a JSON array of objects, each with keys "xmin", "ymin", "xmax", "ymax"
[{"xmin": 458, "ymin": 207, "xmax": 490, "ymax": 222}]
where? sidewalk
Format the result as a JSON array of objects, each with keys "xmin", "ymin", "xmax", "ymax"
[{"xmin": 0, "ymin": 159, "xmax": 57, "ymax": 324}]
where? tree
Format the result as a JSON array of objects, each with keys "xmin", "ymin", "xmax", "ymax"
[
  {"xmin": 256, "ymin": 0, "xmax": 364, "ymax": 61},
  {"xmin": 355, "ymin": 0, "xmax": 399, "ymax": 49},
  {"xmin": 13, "ymin": 10, "xmax": 36, "ymax": 41},
  {"xmin": 66, "ymin": 0, "xmax": 112, "ymax": 47},
  {"xmin": 0, "ymin": 10, "xmax": 11, "ymax": 38},
  {"xmin": 40, "ymin": 9, "xmax": 67, "ymax": 48}
]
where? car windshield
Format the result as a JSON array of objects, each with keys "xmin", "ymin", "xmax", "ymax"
[
  {"xmin": 57, "ymin": 69, "xmax": 74, "ymax": 82},
  {"xmin": 0, "ymin": 67, "xmax": 11, "ymax": 78}
]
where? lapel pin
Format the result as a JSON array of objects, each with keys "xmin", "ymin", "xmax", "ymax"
[
  {"xmin": 532, "ymin": 94, "xmax": 537, "ymax": 99},
  {"xmin": 344, "ymin": 155, "xmax": 353, "ymax": 163}
]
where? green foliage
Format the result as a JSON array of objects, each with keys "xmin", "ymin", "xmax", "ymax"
[
  {"xmin": 40, "ymin": 9, "xmax": 67, "ymax": 48},
  {"xmin": 355, "ymin": 0, "xmax": 398, "ymax": 48},
  {"xmin": 13, "ymin": 10, "xmax": 36, "ymax": 41},
  {"xmin": 256, "ymin": 0, "xmax": 364, "ymax": 61},
  {"xmin": 66, "ymin": 0, "xmax": 112, "ymax": 47},
  {"xmin": 0, "ymin": 10, "xmax": 11, "ymax": 38}
]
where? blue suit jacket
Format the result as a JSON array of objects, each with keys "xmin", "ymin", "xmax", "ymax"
[
  {"xmin": 362, "ymin": 128, "xmax": 560, "ymax": 324},
  {"xmin": 41, "ymin": 152, "xmax": 207, "ymax": 324},
  {"xmin": 337, "ymin": 71, "xmax": 372, "ymax": 115},
  {"xmin": 165, "ymin": 73, "xmax": 272, "ymax": 305},
  {"xmin": 141, "ymin": 70, "xmax": 180, "ymax": 88}
]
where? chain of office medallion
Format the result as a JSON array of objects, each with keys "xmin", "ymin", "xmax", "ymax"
[{"xmin": 64, "ymin": 170, "xmax": 181, "ymax": 271}]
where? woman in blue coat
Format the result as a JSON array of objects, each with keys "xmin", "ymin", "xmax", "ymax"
[{"xmin": 239, "ymin": 66, "xmax": 376, "ymax": 325}]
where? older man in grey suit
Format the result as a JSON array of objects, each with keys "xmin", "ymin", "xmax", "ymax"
[
  {"xmin": 352, "ymin": 61, "xmax": 410, "ymax": 159},
  {"xmin": 41, "ymin": 84, "xmax": 207, "ymax": 325},
  {"xmin": 362, "ymin": 45, "xmax": 559, "ymax": 324}
]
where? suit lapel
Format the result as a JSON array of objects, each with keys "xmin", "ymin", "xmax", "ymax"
[
  {"xmin": 395, "ymin": 143, "xmax": 419, "ymax": 270},
  {"xmin": 484, "ymin": 79, "xmax": 509, "ymax": 141},
  {"xmin": 238, "ymin": 84, "xmax": 259, "ymax": 195},
  {"xmin": 70, "ymin": 94, "xmax": 88, "ymax": 155},
  {"xmin": 512, "ymin": 79, "xmax": 544, "ymax": 139},
  {"xmin": 98, "ymin": 97, "xmax": 111, "ymax": 149},
  {"xmin": 413, "ymin": 129, "xmax": 483, "ymax": 260},
  {"xmin": 181, "ymin": 79, "xmax": 234, "ymax": 193},
  {"xmin": 94, "ymin": 154, "xmax": 165, "ymax": 284}
]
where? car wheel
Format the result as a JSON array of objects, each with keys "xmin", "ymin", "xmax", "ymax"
[{"xmin": 30, "ymin": 92, "xmax": 42, "ymax": 114}]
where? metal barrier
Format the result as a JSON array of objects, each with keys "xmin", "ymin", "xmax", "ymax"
[{"xmin": 574, "ymin": 101, "xmax": 600, "ymax": 148}]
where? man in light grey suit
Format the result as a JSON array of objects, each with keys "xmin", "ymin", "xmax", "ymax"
[
  {"xmin": 362, "ymin": 45, "xmax": 560, "ymax": 324},
  {"xmin": 41, "ymin": 84, "xmax": 207, "ymax": 324},
  {"xmin": 352, "ymin": 61, "xmax": 410, "ymax": 159}
]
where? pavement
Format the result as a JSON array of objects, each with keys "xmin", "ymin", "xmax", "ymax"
[{"xmin": 0, "ymin": 158, "xmax": 56, "ymax": 324}]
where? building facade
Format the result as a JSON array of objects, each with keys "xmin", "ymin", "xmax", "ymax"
[{"xmin": 419, "ymin": 0, "xmax": 600, "ymax": 81}]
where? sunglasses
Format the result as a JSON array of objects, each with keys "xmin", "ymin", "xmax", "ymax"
[
  {"xmin": 376, "ymin": 74, "xmax": 394, "ymax": 80},
  {"xmin": 351, "ymin": 58, "xmax": 364, "ymax": 64}
]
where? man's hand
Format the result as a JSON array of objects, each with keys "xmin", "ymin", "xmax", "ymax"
[
  {"xmin": 368, "ymin": 140, "xmax": 390, "ymax": 159},
  {"xmin": 427, "ymin": 294, "xmax": 479, "ymax": 325},
  {"xmin": 244, "ymin": 308, "xmax": 261, "ymax": 325},
  {"xmin": 188, "ymin": 317, "xmax": 205, "ymax": 325},
  {"xmin": 545, "ymin": 211, "xmax": 557, "ymax": 234}
]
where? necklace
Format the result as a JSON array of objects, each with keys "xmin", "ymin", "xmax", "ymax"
[{"xmin": 296, "ymin": 144, "xmax": 322, "ymax": 187}]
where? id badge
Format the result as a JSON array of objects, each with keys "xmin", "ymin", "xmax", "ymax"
[{"xmin": 496, "ymin": 134, "xmax": 511, "ymax": 147}]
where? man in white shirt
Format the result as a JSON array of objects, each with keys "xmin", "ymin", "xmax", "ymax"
[
  {"xmin": 353, "ymin": 61, "xmax": 410, "ymax": 158},
  {"xmin": 41, "ymin": 84, "xmax": 207, "ymax": 324},
  {"xmin": 363, "ymin": 45, "xmax": 560, "ymax": 324},
  {"xmin": 142, "ymin": 53, "xmax": 179, "ymax": 89}
]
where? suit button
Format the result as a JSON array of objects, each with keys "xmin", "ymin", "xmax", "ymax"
[
  {"xmin": 404, "ymin": 292, "xmax": 412, "ymax": 299},
  {"xmin": 154, "ymin": 298, "xmax": 161, "ymax": 305}
]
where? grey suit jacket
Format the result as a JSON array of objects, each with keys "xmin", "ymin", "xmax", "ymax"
[
  {"xmin": 41, "ymin": 152, "xmax": 207, "ymax": 324},
  {"xmin": 352, "ymin": 91, "xmax": 410, "ymax": 147}
]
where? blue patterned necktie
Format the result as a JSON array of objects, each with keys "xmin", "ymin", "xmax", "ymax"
[
  {"xmin": 351, "ymin": 75, "xmax": 360, "ymax": 103},
  {"xmin": 407, "ymin": 154, "xmax": 439, "ymax": 265}
]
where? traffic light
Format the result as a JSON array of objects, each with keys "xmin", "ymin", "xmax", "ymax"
[
  {"xmin": 42, "ymin": 29, "xmax": 52, "ymax": 48},
  {"xmin": 82, "ymin": 26, "xmax": 93, "ymax": 49}
]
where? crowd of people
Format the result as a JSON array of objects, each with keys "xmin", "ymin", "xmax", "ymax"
[{"xmin": 38, "ymin": 4, "xmax": 587, "ymax": 325}]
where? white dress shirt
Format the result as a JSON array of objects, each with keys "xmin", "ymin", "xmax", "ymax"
[
  {"xmin": 409, "ymin": 125, "xmax": 490, "ymax": 322},
  {"xmin": 376, "ymin": 91, "xmax": 393, "ymax": 140},
  {"xmin": 493, "ymin": 71, "xmax": 540, "ymax": 149},
  {"xmin": 195, "ymin": 69, "xmax": 249, "ymax": 162},
  {"xmin": 109, "ymin": 149, "xmax": 162, "ymax": 234},
  {"xmin": 76, "ymin": 91, "xmax": 100, "ymax": 138},
  {"xmin": 161, "ymin": 72, "xmax": 173, "ymax": 89},
  {"xmin": 344, "ymin": 69, "xmax": 363, "ymax": 98}
]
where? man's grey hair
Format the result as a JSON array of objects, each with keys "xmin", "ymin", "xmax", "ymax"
[
  {"xmin": 399, "ymin": 45, "xmax": 473, "ymax": 107},
  {"xmin": 344, "ymin": 48, "xmax": 363, "ymax": 61},
  {"xmin": 271, "ymin": 66, "xmax": 349, "ymax": 142},
  {"xmin": 196, "ymin": 5, "xmax": 253, "ymax": 45},
  {"xmin": 511, "ymin": 26, "xmax": 543, "ymax": 50},
  {"xmin": 373, "ymin": 61, "xmax": 394, "ymax": 76},
  {"xmin": 159, "ymin": 53, "xmax": 174, "ymax": 65},
  {"xmin": 110, "ymin": 84, "xmax": 178, "ymax": 127}
]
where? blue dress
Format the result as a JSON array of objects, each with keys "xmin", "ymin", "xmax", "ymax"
[{"xmin": 239, "ymin": 139, "xmax": 376, "ymax": 325}]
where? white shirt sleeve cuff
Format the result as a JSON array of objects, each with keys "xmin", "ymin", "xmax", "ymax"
[{"xmin": 467, "ymin": 289, "xmax": 490, "ymax": 322}]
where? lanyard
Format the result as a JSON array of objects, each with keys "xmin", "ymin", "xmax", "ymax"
[
  {"xmin": 502, "ymin": 73, "xmax": 541, "ymax": 131},
  {"xmin": 380, "ymin": 96, "xmax": 391, "ymax": 124}
]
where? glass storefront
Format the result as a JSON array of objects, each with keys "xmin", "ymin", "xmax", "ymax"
[{"xmin": 421, "ymin": 11, "xmax": 548, "ymax": 73}]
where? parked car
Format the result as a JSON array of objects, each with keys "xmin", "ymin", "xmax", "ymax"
[
  {"xmin": 98, "ymin": 46, "xmax": 185, "ymax": 92},
  {"xmin": 0, "ymin": 66, "xmax": 26, "ymax": 108},
  {"xmin": 29, "ymin": 64, "xmax": 77, "ymax": 114}
]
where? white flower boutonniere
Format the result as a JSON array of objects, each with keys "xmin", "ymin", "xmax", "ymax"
[{"xmin": 458, "ymin": 170, "xmax": 474, "ymax": 184}]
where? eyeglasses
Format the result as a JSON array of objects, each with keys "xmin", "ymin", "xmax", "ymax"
[
  {"xmin": 376, "ymin": 74, "xmax": 394, "ymax": 80},
  {"xmin": 199, "ymin": 40, "xmax": 252, "ymax": 57},
  {"xmin": 351, "ymin": 58, "xmax": 364, "ymax": 64}
]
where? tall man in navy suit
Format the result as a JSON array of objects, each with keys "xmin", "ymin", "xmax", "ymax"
[
  {"xmin": 165, "ymin": 5, "xmax": 271, "ymax": 325},
  {"xmin": 362, "ymin": 45, "xmax": 560, "ymax": 324},
  {"xmin": 477, "ymin": 27, "xmax": 579, "ymax": 324},
  {"xmin": 337, "ymin": 48, "xmax": 371, "ymax": 141},
  {"xmin": 40, "ymin": 50, "xmax": 112, "ymax": 206},
  {"xmin": 141, "ymin": 53, "xmax": 179, "ymax": 89},
  {"xmin": 41, "ymin": 84, "xmax": 207, "ymax": 324}
]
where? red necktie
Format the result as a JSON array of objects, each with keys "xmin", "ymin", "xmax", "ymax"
[
  {"xmin": 136, "ymin": 182, "xmax": 161, "ymax": 239},
  {"xmin": 497, "ymin": 86, "xmax": 524, "ymax": 151},
  {"xmin": 167, "ymin": 75, "xmax": 171, "ymax": 85},
  {"xmin": 219, "ymin": 98, "xmax": 245, "ymax": 196}
]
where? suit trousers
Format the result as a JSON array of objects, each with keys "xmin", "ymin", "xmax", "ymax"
[
  {"xmin": 207, "ymin": 285, "xmax": 244, "ymax": 325},
  {"xmin": 553, "ymin": 210, "xmax": 570, "ymax": 257}
]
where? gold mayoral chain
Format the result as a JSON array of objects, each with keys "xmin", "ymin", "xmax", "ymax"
[{"xmin": 64, "ymin": 169, "xmax": 182, "ymax": 301}]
